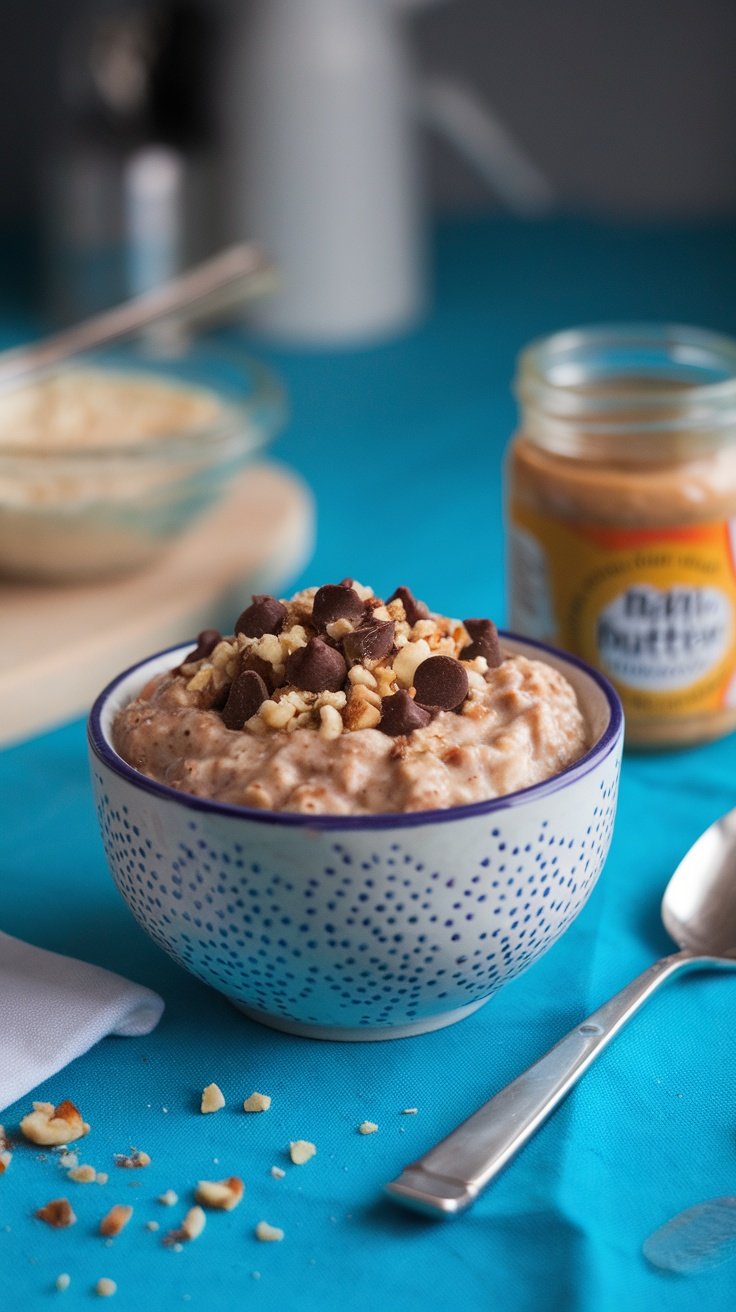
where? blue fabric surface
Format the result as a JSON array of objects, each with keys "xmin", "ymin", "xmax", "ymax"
[{"xmin": 2, "ymin": 217, "xmax": 736, "ymax": 1311}]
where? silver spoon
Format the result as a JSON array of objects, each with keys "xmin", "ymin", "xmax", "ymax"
[
  {"xmin": 386, "ymin": 807, "xmax": 736, "ymax": 1217},
  {"xmin": 0, "ymin": 243, "xmax": 276, "ymax": 390}
]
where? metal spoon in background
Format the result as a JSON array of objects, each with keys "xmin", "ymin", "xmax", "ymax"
[
  {"xmin": 0, "ymin": 243, "xmax": 276, "ymax": 390},
  {"xmin": 386, "ymin": 807, "xmax": 736, "ymax": 1217}
]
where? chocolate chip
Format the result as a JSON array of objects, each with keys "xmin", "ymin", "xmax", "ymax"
[
  {"xmin": 239, "ymin": 648, "xmax": 278, "ymax": 692},
  {"xmin": 221, "ymin": 670, "xmax": 269, "ymax": 729},
  {"xmin": 234, "ymin": 595, "xmax": 287, "ymax": 639},
  {"xmin": 460, "ymin": 618, "xmax": 502, "ymax": 668},
  {"xmin": 343, "ymin": 620, "xmax": 395, "ymax": 665},
  {"xmin": 387, "ymin": 586, "xmax": 429, "ymax": 626},
  {"xmin": 412, "ymin": 655, "xmax": 469, "ymax": 711},
  {"xmin": 311, "ymin": 584, "xmax": 365, "ymax": 630},
  {"xmin": 379, "ymin": 690, "xmax": 433, "ymax": 736},
  {"xmin": 285, "ymin": 638, "xmax": 347, "ymax": 693},
  {"xmin": 179, "ymin": 628, "xmax": 221, "ymax": 667}
]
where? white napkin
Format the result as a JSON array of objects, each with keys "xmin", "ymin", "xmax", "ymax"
[{"xmin": 0, "ymin": 931, "xmax": 164, "ymax": 1113}]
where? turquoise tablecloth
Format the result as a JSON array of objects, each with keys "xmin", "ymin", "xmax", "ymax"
[{"xmin": 2, "ymin": 218, "xmax": 736, "ymax": 1311}]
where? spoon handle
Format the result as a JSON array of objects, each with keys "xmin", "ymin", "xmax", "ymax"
[
  {"xmin": 0, "ymin": 243, "xmax": 275, "ymax": 388},
  {"xmin": 386, "ymin": 950, "xmax": 694, "ymax": 1216}
]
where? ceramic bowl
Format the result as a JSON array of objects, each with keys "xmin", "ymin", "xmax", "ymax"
[{"xmin": 88, "ymin": 635, "xmax": 623, "ymax": 1041}]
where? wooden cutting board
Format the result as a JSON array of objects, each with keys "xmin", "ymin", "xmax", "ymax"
[{"xmin": 0, "ymin": 462, "xmax": 314, "ymax": 747}]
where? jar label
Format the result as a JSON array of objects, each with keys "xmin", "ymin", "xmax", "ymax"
[{"xmin": 508, "ymin": 507, "xmax": 736, "ymax": 728}]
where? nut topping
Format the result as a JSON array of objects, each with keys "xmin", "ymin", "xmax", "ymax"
[{"xmin": 20, "ymin": 1100, "xmax": 90, "ymax": 1147}]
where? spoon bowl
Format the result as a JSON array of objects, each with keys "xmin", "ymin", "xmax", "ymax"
[{"xmin": 662, "ymin": 809, "xmax": 736, "ymax": 960}]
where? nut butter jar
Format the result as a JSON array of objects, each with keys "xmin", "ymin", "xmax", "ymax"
[{"xmin": 506, "ymin": 324, "xmax": 736, "ymax": 747}]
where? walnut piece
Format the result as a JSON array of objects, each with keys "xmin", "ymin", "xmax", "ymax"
[
  {"xmin": 194, "ymin": 1177, "xmax": 244, "ymax": 1211},
  {"xmin": 164, "ymin": 1205, "xmax": 206, "ymax": 1246},
  {"xmin": 288, "ymin": 1139, "xmax": 316, "ymax": 1166},
  {"xmin": 36, "ymin": 1198, "xmax": 76, "ymax": 1228},
  {"xmin": 200, "ymin": 1083, "xmax": 225, "ymax": 1114},
  {"xmin": 243, "ymin": 1092, "xmax": 271, "ymax": 1113},
  {"xmin": 255, "ymin": 1220, "xmax": 284, "ymax": 1242},
  {"xmin": 68, "ymin": 1164, "xmax": 97, "ymax": 1184},
  {"xmin": 20, "ymin": 1100, "xmax": 89, "ymax": 1147},
  {"xmin": 99, "ymin": 1204, "xmax": 133, "ymax": 1237},
  {"xmin": 114, "ymin": 1150, "xmax": 150, "ymax": 1169}
]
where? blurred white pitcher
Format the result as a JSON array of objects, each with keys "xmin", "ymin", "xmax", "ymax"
[{"xmin": 225, "ymin": 0, "xmax": 552, "ymax": 345}]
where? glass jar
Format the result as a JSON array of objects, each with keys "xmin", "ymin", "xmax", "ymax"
[{"xmin": 506, "ymin": 323, "xmax": 736, "ymax": 747}]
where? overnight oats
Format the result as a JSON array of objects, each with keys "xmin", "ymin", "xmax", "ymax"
[{"xmin": 113, "ymin": 581, "xmax": 590, "ymax": 815}]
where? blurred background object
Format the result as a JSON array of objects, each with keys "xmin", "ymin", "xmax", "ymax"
[{"xmin": 5, "ymin": 0, "xmax": 736, "ymax": 338}]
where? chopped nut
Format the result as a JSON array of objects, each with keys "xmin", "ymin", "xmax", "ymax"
[
  {"xmin": 393, "ymin": 639, "xmax": 431, "ymax": 688},
  {"xmin": 347, "ymin": 665, "xmax": 378, "ymax": 689},
  {"xmin": 373, "ymin": 664, "xmax": 399, "ymax": 697},
  {"xmin": 99, "ymin": 1204, "xmax": 133, "ymax": 1237},
  {"xmin": 200, "ymin": 1083, "xmax": 225, "ymax": 1114},
  {"xmin": 255, "ymin": 1220, "xmax": 284, "ymax": 1243},
  {"xmin": 401, "ymin": 1108, "xmax": 418, "ymax": 1115},
  {"xmin": 288, "ymin": 1140, "xmax": 316, "ymax": 1166},
  {"xmin": 20, "ymin": 1100, "xmax": 90, "ymax": 1147},
  {"xmin": 270, "ymin": 1166, "xmax": 285, "ymax": 1180},
  {"xmin": 0, "ymin": 1150, "xmax": 12, "ymax": 1174},
  {"xmin": 146, "ymin": 1220, "xmax": 160, "ymax": 1232},
  {"xmin": 55, "ymin": 1273, "xmax": 71, "ymax": 1292},
  {"xmin": 343, "ymin": 689, "xmax": 381, "ymax": 732},
  {"xmin": 260, "ymin": 698, "xmax": 296, "ymax": 729},
  {"xmin": 68, "ymin": 1164, "xmax": 97, "ymax": 1184},
  {"xmin": 325, "ymin": 618, "xmax": 355, "ymax": 640},
  {"xmin": 36, "ymin": 1198, "xmax": 76, "ymax": 1228},
  {"xmin": 243, "ymin": 1092, "xmax": 271, "ymax": 1113},
  {"xmin": 58, "ymin": 1151, "xmax": 78, "ymax": 1169},
  {"xmin": 182, "ymin": 1206, "xmax": 206, "ymax": 1240},
  {"xmin": 114, "ymin": 1150, "xmax": 150, "ymax": 1169},
  {"xmin": 194, "ymin": 1177, "xmax": 244, "ymax": 1211},
  {"xmin": 319, "ymin": 704, "xmax": 343, "ymax": 740},
  {"xmin": 358, "ymin": 1121, "xmax": 378, "ymax": 1135},
  {"xmin": 164, "ymin": 1206, "xmax": 206, "ymax": 1246},
  {"xmin": 95, "ymin": 1278, "xmax": 117, "ymax": 1298},
  {"xmin": 96, "ymin": 1173, "xmax": 108, "ymax": 1186},
  {"xmin": 158, "ymin": 1189, "xmax": 178, "ymax": 1207}
]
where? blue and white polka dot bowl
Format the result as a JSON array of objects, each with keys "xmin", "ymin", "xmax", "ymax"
[{"xmin": 88, "ymin": 635, "xmax": 623, "ymax": 1041}]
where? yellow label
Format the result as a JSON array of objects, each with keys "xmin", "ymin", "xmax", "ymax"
[{"xmin": 509, "ymin": 503, "xmax": 736, "ymax": 724}]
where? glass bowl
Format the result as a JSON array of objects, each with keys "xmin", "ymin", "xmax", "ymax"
[{"xmin": 0, "ymin": 339, "xmax": 285, "ymax": 582}]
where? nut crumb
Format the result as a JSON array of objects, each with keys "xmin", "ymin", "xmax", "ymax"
[
  {"xmin": 243, "ymin": 1092, "xmax": 271, "ymax": 1113},
  {"xmin": 401, "ymin": 1108, "xmax": 418, "ymax": 1115},
  {"xmin": 158, "ymin": 1189, "xmax": 178, "ymax": 1206},
  {"xmin": 58, "ymin": 1151, "xmax": 78, "ymax": 1169},
  {"xmin": 114, "ymin": 1150, "xmax": 150, "ymax": 1169},
  {"xmin": 358, "ymin": 1121, "xmax": 378, "ymax": 1135},
  {"xmin": 194, "ymin": 1177, "xmax": 244, "ymax": 1211},
  {"xmin": 289, "ymin": 1140, "xmax": 316, "ymax": 1166},
  {"xmin": 146, "ymin": 1220, "xmax": 160, "ymax": 1232},
  {"xmin": 55, "ymin": 1274, "xmax": 71, "ymax": 1292},
  {"xmin": 96, "ymin": 1173, "xmax": 108, "ymax": 1185},
  {"xmin": 200, "ymin": 1083, "xmax": 225, "ymax": 1114},
  {"xmin": 68, "ymin": 1164, "xmax": 97, "ymax": 1184},
  {"xmin": 0, "ymin": 1150, "xmax": 12, "ymax": 1175},
  {"xmin": 255, "ymin": 1220, "xmax": 284, "ymax": 1243},
  {"xmin": 165, "ymin": 1206, "xmax": 206, "ymax": 1246},
  {"xmin": 99, "ymin": 1204, "xmax": 133, "ymax": 1237},
  {"xmin": 270, "ymin": 1166, "xmax": 285, "ymax": 1180},
  {"xmin": 21, "ymin": 1101, "xmax": 89, "ymax": 1147},
  {"xmin": 36, "ymin": 1198, "xmax": 76, "ymax": 1228},
  {"xmin": 95, "ymin": 1278, "xmax": 117, "ymax": 1298}
]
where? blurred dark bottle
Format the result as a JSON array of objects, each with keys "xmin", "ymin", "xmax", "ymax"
[{"xmin": 43, "ymin": 0, "xmax": 216, "ymax": 323}]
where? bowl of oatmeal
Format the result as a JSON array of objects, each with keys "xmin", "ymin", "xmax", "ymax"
[
  {"xmin": 89, "ymin": 581, "xmax": 623, "ymax": 1039},
  {"xmin": 0, "ymin": 342, "xmax": 284, "ymax": 581}
]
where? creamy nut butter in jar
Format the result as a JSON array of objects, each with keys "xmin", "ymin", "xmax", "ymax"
[{"xmin": 507, "ymin": 324, "xmax": 736, "ymax": 747}]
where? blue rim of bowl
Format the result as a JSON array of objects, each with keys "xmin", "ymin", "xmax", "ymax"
[{"xmin": 88, "ymin": 633, "xmax": 624, "ymax": 831}]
